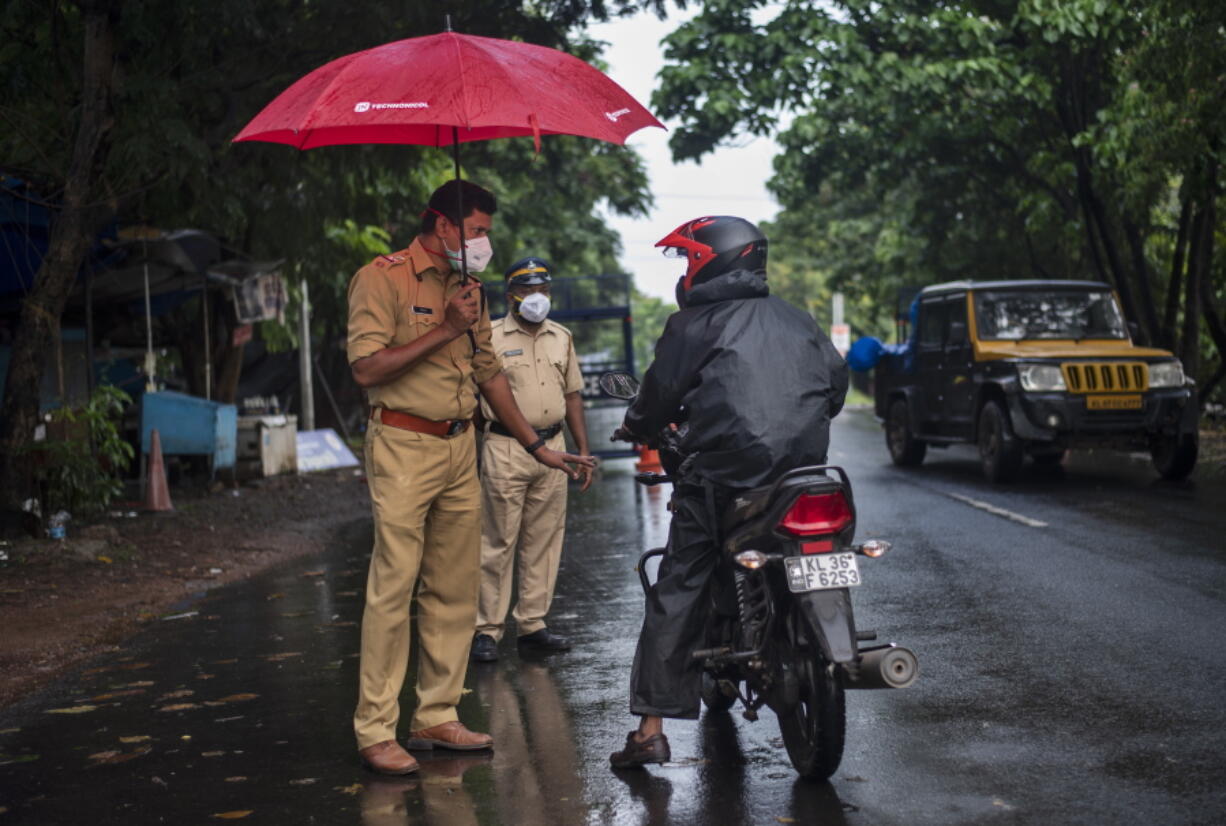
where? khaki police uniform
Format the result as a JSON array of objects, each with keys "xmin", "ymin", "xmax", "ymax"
[
  {"xmin": 347, "ymin": 237, "xmax": 501, "ymax": 750},
  {"xmin": 476, "ymin": 312, "xmax": 583, "ymax": 641}
]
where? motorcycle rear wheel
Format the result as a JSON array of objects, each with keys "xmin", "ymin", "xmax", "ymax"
[{"xmin": 776, "ymin": 625, "xmax": 845, "ymax": 780}]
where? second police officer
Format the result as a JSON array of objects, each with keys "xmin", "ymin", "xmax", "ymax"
[{"xmin": 471, "ymin": 257, "xmax": 595, "ymax": 662}]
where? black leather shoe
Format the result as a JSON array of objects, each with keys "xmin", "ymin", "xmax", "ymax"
[
  {"xmin": 517, "ymin": 628, "xmax": 571, "ymax": 652},
  {"xmin": 470, "ymin": 633, "xmax": 498, "ymax": 662},
  {"xmin": 610, "ymin": 731, "xmax": 670, "ymax": 769}
]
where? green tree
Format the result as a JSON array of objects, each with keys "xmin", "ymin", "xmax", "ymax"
[
  {"xmin": 653, "ymin": 0, "xmax": 1224, "ymax": 398},
  {"xmin": 0, "ymin": 0, "xmax": 667, "ymax": 507}
]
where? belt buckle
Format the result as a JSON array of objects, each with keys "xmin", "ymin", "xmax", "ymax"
[{"xmin": 446, "ymin": 419, "xmax": 466, "ymax": 437}]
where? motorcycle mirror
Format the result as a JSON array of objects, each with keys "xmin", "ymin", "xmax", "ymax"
[{"xmin": 599, "ymin": 372, "xmax": 640, "ymax": 400}]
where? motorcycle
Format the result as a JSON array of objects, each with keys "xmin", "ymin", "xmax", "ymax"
[{"xmin": 601, "ymin": 371, "xmax": 918, "ymax": 780}]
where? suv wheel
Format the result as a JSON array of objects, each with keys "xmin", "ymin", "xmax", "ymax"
[
  {"xmin": 978, "ymin": 400, "xmax": 1024, "ymax": 483},
  {"xmin": 1151, "ymin": 434, "xmax": 1197, "ymax": 481},
  {"xmin": 886, "ymin": 398, "xmax": 927, "ymax": 466}
]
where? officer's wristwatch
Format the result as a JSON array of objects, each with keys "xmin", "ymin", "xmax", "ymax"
[{"xmin": 525, "ymin": 438, "xmax": 546, "ymax": 454}]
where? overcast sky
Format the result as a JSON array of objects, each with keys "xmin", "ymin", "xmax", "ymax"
[{"xmin": 587, "ymin": 11, "xmax": 781, "ymax": 303}]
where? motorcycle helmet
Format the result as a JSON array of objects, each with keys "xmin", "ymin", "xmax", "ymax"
[{"xmin": 655, "ymin": 215, "xmax": 768, "ymax": 293}]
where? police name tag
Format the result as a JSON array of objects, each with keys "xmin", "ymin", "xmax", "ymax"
[
  {"xmin": 412, "ymin": 306, "xmax": 433, "ymax": 315},
  {"xmin": 503, "ymin": 348, "xmax": 523, "ymax": 357}
]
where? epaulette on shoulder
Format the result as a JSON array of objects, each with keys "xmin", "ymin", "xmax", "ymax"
[{"xmin": 372, "ymin": 251, "xmax": 408, "ymax": 269}]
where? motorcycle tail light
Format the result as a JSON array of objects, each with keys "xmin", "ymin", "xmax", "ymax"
[
  {"xmin": 778, "ymin": 491, "xmax": 852, "ymax": 537},
  {"xmin": 801, "ymin": 539, "xmax": 833, "ymax": 555}
]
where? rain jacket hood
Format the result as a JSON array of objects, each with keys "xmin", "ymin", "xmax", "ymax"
[{"xmin": 625, "ymin": 268, "xmax": 849, "ymax": 490}]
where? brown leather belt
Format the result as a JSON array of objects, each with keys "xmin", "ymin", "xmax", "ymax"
[{"xmin": 371, "ymin": 407, "xmax": 471, "ymax": 438}]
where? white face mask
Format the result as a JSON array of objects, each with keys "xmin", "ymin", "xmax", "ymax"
[
  {"xmin": 445, "ymin": 235, "xmax": 493, "ymax": 274},
  {"xmin": 517, "ymin": 291, "xmax": 551, "ymax": 323}
]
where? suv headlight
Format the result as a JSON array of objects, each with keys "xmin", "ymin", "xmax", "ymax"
[
  {"xmin": 1148, "ymin": 360, "xmax": 1185, "ymax": 388},
  {"xmin": 1018, "ymin": 363, "xmax": 1066, "ymax": 392}
]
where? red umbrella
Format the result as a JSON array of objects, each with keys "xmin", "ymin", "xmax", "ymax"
[
  {"xmin": 234, "ymin": 27, "xmax": 662, "ymax": 275},
  {"xmin": 234, "ymin": 31, "xmax": 662, "ymax": 150}
]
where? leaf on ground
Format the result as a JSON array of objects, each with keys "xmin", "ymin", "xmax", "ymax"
[
  {"xmin": 262, "ymin": 652, "xmax": 303, "ymax": 662},
  {"xmin": 777, "ymin": 819, "xmax": 796, "ymax": 824},
  {"xmin": 118, "ymin": 662, "xmax": 151, "ymax": 671},
  {"xmin": 197, "ymin": 673, "xmax": 215, "ymax": 680},
  {"xmin": 158, "ymin": 703, "xmax": 200, "ymax": 712},
  {"xmin": 158, "ymin": 689, "xmax": 195, "ymax": 700},
  {"xmin": 46, "ymin": 705, "xmax": 98, "ymax": 715},
  {"xmin": 214, "ymin": 716, "xmax": 244, "ymax": 723},
  {"xmin": 301, "ymin": 570, "xmax": 325, "ymax": 577},
  {"xmin": 202, "ymin": 751, "xmax": 226, "ymax": 757},
  {"xmin": 127, "ymin": 681, "xmax": 155, "ymax": 688},
  {"xmin": 280, "ymin": 612, "xmax": 310, "ymax": 618},
  {"xmin": 97, "ymin": 555, "xmax": 113, "ymax": 564},
  {"xmin": 92, "ymin": 689, "xmax": 145, "ymax": 700},
  {"xmin": 215, "ymin": 693, "xmax": 259, "ymax": 703},
  {"xmin": 288, "ymin": 778, "xmax": 318, "ymax": 786},
  {"xmin": 225, "ymin": 776, "xmax": 247, "ymax": 783},
  {"xmin": 0, "ymin": 728, "xmax": 21, "ymax": 734},
  {"xmin": 334, "ymin": 783, "xmax": 364, "ymax": 796},
  {"xmin": 90, "ymin": 747, "xmax": 151, "ymax": 765},
  {"xmin": 266, "ymin": 593, "xmax": 285, "ymax": 601},
  {"xmin": 0, "ymin": 754, "xmax": 39, "ymax": 766},
  {"xmin": 211, "ymin": 811, "xmax": 253, "ymax": 819},
  {"xmin": 119, "ymin": 736, "xmax": 152, "ymax": 744}
]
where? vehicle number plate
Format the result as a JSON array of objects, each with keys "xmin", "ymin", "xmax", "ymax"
[
  {"xmin": 784, "ymin": 553, "xmax": 861, "ymax": 593},
  {"xmin": 1086, "ymin": 394, "xmax": 1142, "ymax": 410}
]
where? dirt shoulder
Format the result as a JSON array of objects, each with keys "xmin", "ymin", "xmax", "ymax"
[{"xmin": 0, "ymin": 468, "xmax": 370, "ymax": 709}]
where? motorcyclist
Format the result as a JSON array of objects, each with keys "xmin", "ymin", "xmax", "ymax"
[{"xmin": 609, "ymin": 215, "xmax": 849, "ymax": 769}]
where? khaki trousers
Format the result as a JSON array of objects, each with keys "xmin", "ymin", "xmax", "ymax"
[
  {"xmin": 475, "ymin": 431, "xmax": 568, "ymax": 641},
  {"xmin": 354, "ymin": 420, "xmax": 481, "ymax": 749}
]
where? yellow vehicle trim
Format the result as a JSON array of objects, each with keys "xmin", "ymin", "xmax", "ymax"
[
  {"xmin": 1062, "ymin": 362, "xmax": 1149, "ymax": 393},
  {"xmin": 971, "ymin": 340, "xmax": 1173, "ymax": 361}
]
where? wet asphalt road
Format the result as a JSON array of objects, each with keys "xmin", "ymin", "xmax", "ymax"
[{"xmin": 2, "ymin": 408, "xmax": 1225, "ymax": 825}]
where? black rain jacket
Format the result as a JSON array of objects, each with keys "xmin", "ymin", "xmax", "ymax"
[{"xmin": 624, "ymin": 269, "xmax": 849, "ymax": 490}]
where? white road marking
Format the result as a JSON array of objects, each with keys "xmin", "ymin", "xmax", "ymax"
[{"xmin": 944, "ymin": 492, "xmax": 1048, "ymax": 528}]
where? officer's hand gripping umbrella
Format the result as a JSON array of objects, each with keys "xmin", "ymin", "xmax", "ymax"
[{"xmin": 233, "ymin": 21, "xmax": 663, "ymax": 280}]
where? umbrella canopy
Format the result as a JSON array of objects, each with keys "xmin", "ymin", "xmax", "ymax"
[{"xmin": 233, "ymin": 31, "xmax": 662, "ymax": 150}]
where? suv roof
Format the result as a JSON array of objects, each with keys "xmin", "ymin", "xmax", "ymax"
[{"xmin": 920, "ymin": 279, "xmax": 1111, "ymax": 296}]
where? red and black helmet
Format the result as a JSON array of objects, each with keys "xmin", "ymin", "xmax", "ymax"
[{"xmin": 655, "ymin": 215, "xmax": 768, "ymax": 291}]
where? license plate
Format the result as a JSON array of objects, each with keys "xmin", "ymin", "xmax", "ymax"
[
  {"xmin": 1086, "ymin": 394, "xmax": 1142, "ymax": 410},
  {"xmin": 784, "ymin": 552, "xmax": 861, "ymax": 593}
]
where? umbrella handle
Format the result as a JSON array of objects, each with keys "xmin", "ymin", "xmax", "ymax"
[{"xmin": 452, "ymin": 126, "xmax": 469, "ymax": 285}]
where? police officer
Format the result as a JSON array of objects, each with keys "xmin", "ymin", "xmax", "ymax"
[
  {"xmin": 347, "ymin": 180, "xmax": 593, "ymax": 776},
  {"xmin": 471, "ymin": 258, "xmax": 594, "ymax": 663}
]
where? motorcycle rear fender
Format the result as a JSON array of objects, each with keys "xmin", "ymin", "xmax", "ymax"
[{"xmin": 794, "ymin": 588, "xmax": 857, "ymax": 663}]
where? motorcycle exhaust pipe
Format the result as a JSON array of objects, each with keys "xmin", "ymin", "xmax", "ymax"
[{"xmin": 844, "ymin": 644, "xmax": 918, "ymax": 689}]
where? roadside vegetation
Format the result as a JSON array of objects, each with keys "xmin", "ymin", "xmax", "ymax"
[{"xmin": 655, "ymin": 0, "xmax": 1224, "ymax": 404}]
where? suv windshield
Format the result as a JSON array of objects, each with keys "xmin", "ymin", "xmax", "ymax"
[{"xmin": 973, "ymin": 290, "xmax": 1127, "ymax": 341}]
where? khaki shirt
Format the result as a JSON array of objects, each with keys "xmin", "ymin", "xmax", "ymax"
[
  {"xmin": 347, "ymin": 238, "xmax": 501, "ymax": 421},
  {"xmin": 480, "ymin": 313, "xmax": 583, "ymax": 429}
]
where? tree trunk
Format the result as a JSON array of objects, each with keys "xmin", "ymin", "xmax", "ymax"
[
  {"xmin": 1122, "ymin": 216, "xmax": 1161, "ymax": 346},
  {"xmin": 1180, "ymin": 203, "xmax": 1206, "ymax": 376},
  {"xmin": 1163, "ymin": 193, "xmax": 1192, "ymax": 352},
  {"xmin": 0, "ymin": 2, "xmax": 116, "ymax": 509}
]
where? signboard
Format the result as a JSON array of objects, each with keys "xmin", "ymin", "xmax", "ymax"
[
  {"xmin": 830, "ymin": 323, "xmax": 851, "ymax": 356},
  {"xmin": 296, "ymin": 428, "xmax": 360, "ymax": 472}
]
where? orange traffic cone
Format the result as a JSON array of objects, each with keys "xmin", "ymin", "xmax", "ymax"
[
  {"xmin": 145, "ymin": 428, "xmax": 173, "ymax": 512},
  {"xmin": 634, "ymin": 445, "xmax": 663, "ymax": 472}
]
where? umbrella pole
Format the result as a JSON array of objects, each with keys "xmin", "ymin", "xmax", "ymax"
[{"xmin": 452, "ymin": 126, "xmax": 469, "ymax": 285}]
